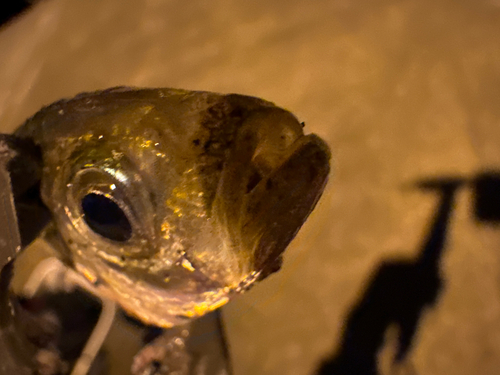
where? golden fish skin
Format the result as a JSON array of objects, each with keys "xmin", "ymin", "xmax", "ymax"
[{"xmin": 15, "ymin": 87, "xmax": 331, "ymax": 328}]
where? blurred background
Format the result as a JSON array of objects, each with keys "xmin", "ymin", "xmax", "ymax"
[{"xmin": 1, "ymin": 0, "xmax": 500, "ymax": 374}]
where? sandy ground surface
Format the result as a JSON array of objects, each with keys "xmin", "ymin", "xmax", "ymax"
[{"xmin": 1, "ymin": 1, "xmax": 500, "ymax": 374}]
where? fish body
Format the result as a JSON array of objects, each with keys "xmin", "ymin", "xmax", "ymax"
[{"xmin": 15, "ymin": 87, "xmax": 330, "ymax": 328}]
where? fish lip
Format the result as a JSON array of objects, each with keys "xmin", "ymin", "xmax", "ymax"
[
  {"xmin": 249, "ymin": 133, "xmax": 331, "ymax": 192},
  {"xmin": 240, "ymin": 133, "xmax": 331, "ymax": 277}
]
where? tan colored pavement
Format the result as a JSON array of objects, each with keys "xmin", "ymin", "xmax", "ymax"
[{"xmin": 1, "ymin": 1, "xmax": 500, "ymax": 374}]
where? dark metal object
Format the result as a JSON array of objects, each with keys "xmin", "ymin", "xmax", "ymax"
[
  {"xmin": 0, "ymin": 135, "xmax": 49, "ymax": 250},
  {"xmin": 0, "ymin": 135, "xmax": 44, "ymax": 374}
]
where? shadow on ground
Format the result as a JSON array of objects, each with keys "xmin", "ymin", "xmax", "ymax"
[
  {"xmin": 316, "ymin": 171, "xmax": 500, "ymax": 375},
  {"xmin": 0, "ymin": 0, "xmax": 37, "ymax": 29}
]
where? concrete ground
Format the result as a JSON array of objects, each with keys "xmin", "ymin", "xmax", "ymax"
[{"xmin": 1, "ymin": 1, "xmax": 500, "ymax": 374}]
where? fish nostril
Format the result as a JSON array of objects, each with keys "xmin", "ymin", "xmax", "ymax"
[{"xmin": 81, "ymin": 193, "xmax": 132, "ymax": 242}]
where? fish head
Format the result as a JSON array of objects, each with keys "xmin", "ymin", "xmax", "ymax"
[{"xmin": 16, "ymin": 88, "xmax": 331, "ymax": 327}]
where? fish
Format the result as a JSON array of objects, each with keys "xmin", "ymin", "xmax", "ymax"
[{"xmin": 14, "ymin": 87, "xmax": 331, "ymax": 328}]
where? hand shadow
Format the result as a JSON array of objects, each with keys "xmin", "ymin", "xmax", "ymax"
[{"xmin": 316, "ymin": 177, "xmax": 465, "ymax": 375}]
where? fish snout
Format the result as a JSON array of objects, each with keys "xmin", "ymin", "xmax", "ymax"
[{"xmin": 214, "ymin": 108, "xmax": 331, "ymax": 280}]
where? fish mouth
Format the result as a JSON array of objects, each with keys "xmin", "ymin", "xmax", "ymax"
[
  {"xmin": 243, "ymin": 134, "xmax": 331, "ymax": 277},
  {"xmin": 213, "ymin": 108, "xmax": 331, "ymax": 280}
]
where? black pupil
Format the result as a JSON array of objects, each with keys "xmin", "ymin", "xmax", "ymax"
[{"xmin": 81, "ymin": 193, "xmax": 132, "ymax": 242}]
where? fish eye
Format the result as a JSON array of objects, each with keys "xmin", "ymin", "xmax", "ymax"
[{"xmin": 81, "ymin": 193, "xmax": 132, "ymax": 242}]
